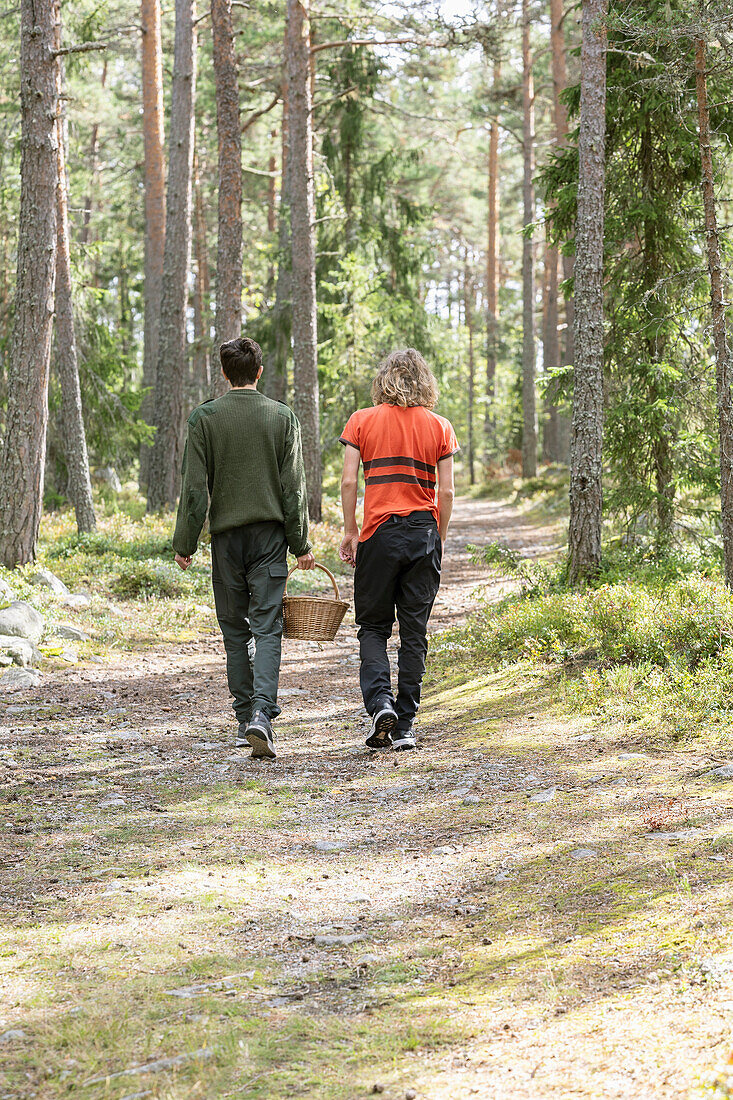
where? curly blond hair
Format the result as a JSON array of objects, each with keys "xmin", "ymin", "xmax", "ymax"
[{"xmin": 371, "ymin": 348, "xmax": 439, "ymax": 408}]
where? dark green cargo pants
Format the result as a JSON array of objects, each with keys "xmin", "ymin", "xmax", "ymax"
[{"xmin": 210, "ymin": 521, "xmax": 289, "ymax": 725}]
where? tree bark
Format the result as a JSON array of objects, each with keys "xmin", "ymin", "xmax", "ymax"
[
  {"xmin": 567, "ymin": 0, "xmax": 608, "ymax": 583},
  {"xmin": 543, "ymin": 232, "xmax": 561, "ymax": 462},
  {"xmin": 55, "ymin": 63, "xmax": 96, "ymax": 534},
  {"xmin": 211, "ymin": 0, "xmax": 243, "ymax": 398},
  {"xmin": 286, "ymin": 0, "xmax": 321, "ymax": 520},
  {"xmin": 695, "ymin": 38, "xmax": 733, "ymax": 586},
  {"xmin": 147, "ymin": 0, "xmax": 196, "ymax": 511},
  {"xmin": 485, "ymin": 57, "xmax": 500, "ymax": 464},
  {"xmin": 551, "ymin": 0, "xmax": 575, "ymax": 378},
  {"xmin": 192, "ymin": 148, "xmax": 211, "ymax": 402},
  {"xmin": 79, "ymin": 59, "xmax": 107, "ymax": 250},
  {"xmin": 0, "ymin": 0, "xmax": 59, "ymax": 567},
  {"xmin": 139, "ymin": 0, "xmax": 166, "ymax": 489},
  {"xmin": 521, "ymin": 0, "xmax": 537, "ymax": 478},
  {"xmin": 267, "ymin": 84, "xmax": 290, "ymax": 404},
  {"xmin": 465, "ymin": 260, "xmax": 476, "ymax": 486}
]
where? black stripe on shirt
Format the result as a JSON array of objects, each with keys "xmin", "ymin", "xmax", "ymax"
[
  {"xmin": 364, "ymin": 472, "xmax": 436, "ymax": 490},
  {"xmin": 339, "ymin": 437, "xmax": 360, "ymax": 450},
  {"xmin": 362, "ymin": 455, "xmax": 436, "ymax": 475}
]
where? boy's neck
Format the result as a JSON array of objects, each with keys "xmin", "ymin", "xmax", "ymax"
[{"xmin": 231, "ymin": 383, "xmax": 259, "ymax": 391}]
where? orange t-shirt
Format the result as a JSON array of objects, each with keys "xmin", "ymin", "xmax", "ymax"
[{"xmin": 339, "ymin": 404, "xmax": 459, "ymax": 542}]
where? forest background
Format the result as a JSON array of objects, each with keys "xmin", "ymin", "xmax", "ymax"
[{"xmin": 2, "ymin": 0, "xmax": 733, "ymax": 721}]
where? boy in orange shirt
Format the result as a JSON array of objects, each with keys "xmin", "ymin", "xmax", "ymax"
[{"xmin": 339, "ymin": 349, "xmax": 458, "ymax": 751}]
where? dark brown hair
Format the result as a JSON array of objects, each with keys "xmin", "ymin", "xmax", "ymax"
[{"xmin": 220, "ymin": 337, "xmax": 263, "ymax": 386}]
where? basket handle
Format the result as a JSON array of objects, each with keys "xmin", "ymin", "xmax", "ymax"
[{"xmin": 285, "ymin": 560, "xmax": 342, "ymax": 600}]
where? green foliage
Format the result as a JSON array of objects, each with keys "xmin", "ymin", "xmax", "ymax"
[
  {"xmin": 110, "ymin": 559, "xmax": 191, "ymax": 599},
  {"xmin": 436, "ymin": 536, "xmax": 733, "ymax": 738}
]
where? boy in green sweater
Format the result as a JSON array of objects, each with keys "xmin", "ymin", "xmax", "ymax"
[{"xmin": 173, "ymin": 337, "xmax": 314, "ymax": 759}]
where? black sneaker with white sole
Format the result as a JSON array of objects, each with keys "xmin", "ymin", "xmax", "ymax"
[
  {"xmin": 244, "ymin": 709, "xmax": 276, "ymax": 759},
  {"xmin": 392, "ymin": 724, "xmax": 417, "ymax": 751},
  {"xmin": 365, "ymin": 703, "xmax": 397, "ymax": 749}
]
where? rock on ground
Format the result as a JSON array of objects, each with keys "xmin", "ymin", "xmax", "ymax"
[
  {"xmin": 0, "ymin": 579, "xmax": 14, "ymax": 602},
  {"xmin": 0, "ymin": 601, "xmax": 44, "ymax": 644},
  {"xmin": 53, "ymin": 624, "xmax": 90, "ymax": 642},
  {"xmin": 30, "ymin": 568, "xmax": 70, "ymax": 597},
  {"xmin": 0, "ymin": 667, "xmax": 41, "ymax": 692},
  {"xmin": 0, "ymin": 636, "xmax": 39, "ymax": 668},
  {"xmin": 62, "ymin": 593, "xmax": 92, "ymax": 610}
]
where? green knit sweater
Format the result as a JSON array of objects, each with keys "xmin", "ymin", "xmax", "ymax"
[{"xmin": 172, "ymin": 389, "xmax": 312, "ymax": 558}]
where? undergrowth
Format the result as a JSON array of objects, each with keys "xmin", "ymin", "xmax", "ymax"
[{"xmin": 435, "ymin": 538, "xmax": 733, "ymax": 739}]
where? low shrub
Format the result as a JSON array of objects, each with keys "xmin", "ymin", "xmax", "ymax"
[
  {"xmin": 110, "ymin": 560, "xmax": 190, "ymax": 599},
  {"xmin": 448, "ymin": 575, "xmax": 733, "ymax": 672}
]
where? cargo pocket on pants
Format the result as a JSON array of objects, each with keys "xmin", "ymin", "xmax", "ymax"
[
  {"xmin": 268, "ymin": 562, "xmax": 289, "ymax": 625},
  {"xmin": 212, "ymin": 579, "xmax": 231, "ymax": 623}
]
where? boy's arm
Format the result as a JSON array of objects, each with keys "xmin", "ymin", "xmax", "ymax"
[
  {"xmin": 280, "ymin": 411, "xmax": 314, "ymax": 564},
  {"xmin": 437, "ymin": 454, "xmax": 455, "ymax": 542},
  {"xmin": 173, "ymin": 419, "xmax": 209, "ymax": 561},
  {"xmin": 339, "ymin": 444, "xmax": 361, "ymax": 566}
]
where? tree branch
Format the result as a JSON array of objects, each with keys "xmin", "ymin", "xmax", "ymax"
[
  {"xmin": 310, "ymin": 36, "xmax": 431, "ymax": 55},
  {"xmin": 241, "ymin": 92, "xmax": 280, "ymax": 133},
  {"xmin": 53, "ymin": 41, "xmax": 108, "ymax": 56}
]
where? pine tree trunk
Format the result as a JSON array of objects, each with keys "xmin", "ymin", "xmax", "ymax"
[
  {"xmin": 139, "ymin": 0, "xmax": 166, "ymax": 489},
  {"xmin": 211, "ymin": 0, "xmax": 242, "ymax": 398},
  {"xmin": 55, "ymin": 65, "xmax": 96, "ymax": 534},
  {"xmin": 567, "ymin": 0, "xmax": 608, "ymax": 583},
  {"xmin": 543, "ymin": 233, "xmax": 561, "ymax": 462},
  {"xmin": 465, "ymin": 263, "xmax": 476, "ymax": 485},
  {"xmin": 79, "ymin": 60, "xmax": 107, "ymax": 248},
  {"xmin": 0, "ymin": 0, "xmax": 59, "ymax": 567},
  {"xmin": 192, "ymin": 149, "xmax": 211, "ymax": 402},
  {"xmin": 147, "ymin": 0, "xmax": 196, "ymax": 511},
  {"xmin": 286, "ymin": 0, "xmax": 321, "ymax": 520},
  {"xmin": 485, "ymin": 57, "xmax": 501, "ymax": 464},
  {"xmin": 695, "ymin": 38, "xmax": 733, "ymax": 586},
  {"xmin": 521, "ymin": 0, "xmax": 537, "ymax": 479},
  {"xmin": 551, "ymin": 0, "xmax": 575, "ymax": 379},
  {"xmin": 268, "ymin": 85, "xmax": 290, "ymax": 404}
]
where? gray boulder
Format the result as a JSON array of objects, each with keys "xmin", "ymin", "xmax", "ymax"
[
  {"xmin": 0, "ymin": 636, "xmax": 39, "ymax": 668},
  {"xmin": 0, "ymin": 601, "xmax": 44, "ymax": 644},
  {"xmin": 54, "ymin": 623, "xmax": 90, "ymax": 642},
  {"xmin": 62, "ymin": 593, "xmax": 91, "ymax": 610},
  {"xmin": 30, "ymin": 568, "xmax": 69, "ymax": 597},
  {"xmin": 0, "ymin": 668, "xmax": 41, "ymax": 692}
]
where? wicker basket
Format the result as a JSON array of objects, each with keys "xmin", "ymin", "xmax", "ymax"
[{"xmin": 283, "ymin": 561, "xmax": 349, "ymax": 641}]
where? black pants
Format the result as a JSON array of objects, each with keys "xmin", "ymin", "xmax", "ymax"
[
  {"xmin": 353, "ymin": 512, "xmax": 442, "ymax": 730},
  {"xmin": 211, "ymin": 521, "xmax": 289, "ymax": 725}
]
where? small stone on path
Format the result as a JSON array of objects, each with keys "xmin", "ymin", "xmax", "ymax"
[
  {"xmin": 462, "ymin": 794, "xmax": 481, "ymax": 805},
  {"xmin": 570, "ymin": 847, "xmax": 597, "ymax": 860},
  {"xmin": 314, "ymin": 839, "xmax": 347, "ymax": 852},
  {"xmin": 0, "ymin": 668, "xmax": 41, "ymax": 692},
  {"xmin": 99, "ymin": 796, "xmax": 126, "ymax": 809},
  {"xmin": 0, "ymin": 1029, "xmax": 27, "ymax": 1042},
  {"xmin": 528, "ymin": 787, "xmax": 556, "ymax": 803},
  {"xmin": 647, "ymin": 828, "xmax": 702, "ymax": 841},
  {"xmin": 314, "ymin": 933, "xmax": 365, "ymax": 947},
  {"xmin": 432, "ymin": 845, "xmax": 454, "ymax": 856}
]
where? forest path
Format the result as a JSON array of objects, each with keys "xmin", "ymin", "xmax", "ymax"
[{"xmin": 0, "ymin": 495, "xmax": 731, "ymax": 1099}]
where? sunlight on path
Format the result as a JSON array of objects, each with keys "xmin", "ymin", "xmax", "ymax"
[{"xmin": 0, "ymin": 497, "xmax": 731, "ymax": 1099}]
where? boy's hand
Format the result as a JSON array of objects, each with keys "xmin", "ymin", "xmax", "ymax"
[
  {"xmin": 339, "ymin": 533, "xmax": 359, "ymax": 567},
  {"xmin": 175, "ymin": 553, "xmax": 192, "ymax": 571},
  {"xmin": 297, "ymin": 552, "xmax": 316, "ymax": 569}
]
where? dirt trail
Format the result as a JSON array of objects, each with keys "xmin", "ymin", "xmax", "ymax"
[{"xmin": 1, "ymin": 496, "xmax": 731, "ymax": 1099}]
